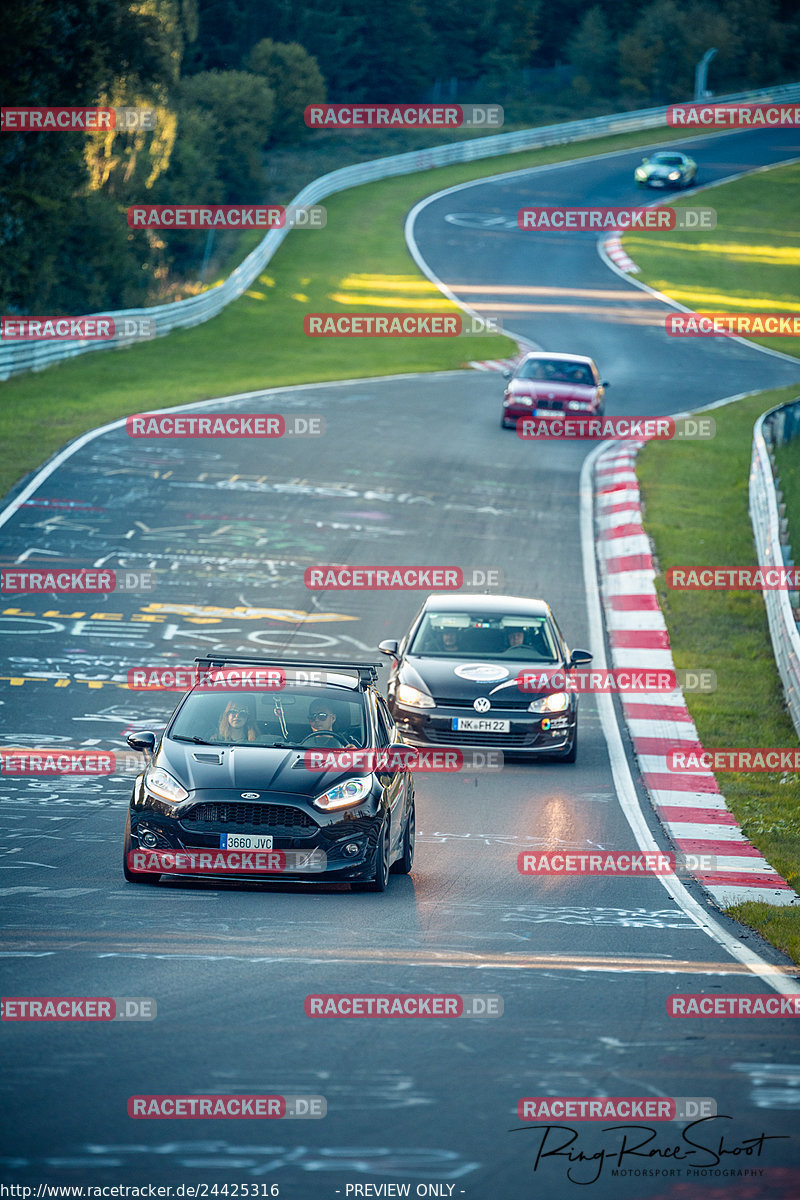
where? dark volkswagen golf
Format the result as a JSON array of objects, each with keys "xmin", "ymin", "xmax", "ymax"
[
  {"xmin": 123, "ymin": 657, "xmax": 415, "ymax": 891},
  {"xmin": 379, "ymin": 595, "xmax": 592, "ymax": 761}
]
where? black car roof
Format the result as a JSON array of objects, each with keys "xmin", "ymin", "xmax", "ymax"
[{"xmin": 421, "ymin": 593, "xmax": 552, "ymax": 617}]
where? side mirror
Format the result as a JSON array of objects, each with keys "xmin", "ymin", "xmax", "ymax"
[
  {"xmin": 502, "ymin": 369, "xmax": 512, "ymax": 380},
  {"xmin": 641, "ymin": 156, "xmax": 649, "ymax": 164},
  {"xmin": 601, "ymin": 381, "xmax": 610, "ymax": 388},
  {"xmin": 127, "ymin": 730, "xmax": 157, "ymax": 754},
  {"xmin": 569, "ymin": 649, "xmax": 593, "ymax": 668},
  {"xmin": 378, "ymin": 639, "xmax": 399, "ymax": 657}
]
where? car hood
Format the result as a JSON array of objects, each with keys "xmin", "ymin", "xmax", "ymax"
[
  {"xmin": 156, "ymin": 741, "xmax": 364, "ymax": 796},
  {"xmin": 505, "ymin": 379, "xmax": 597, "ymax": 401},
  {"xmin": 400, "ymin": 655, "xmax": 563, "ymax": 700}
]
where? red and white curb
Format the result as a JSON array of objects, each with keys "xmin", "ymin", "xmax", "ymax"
[
  {"xmin": 468, "ymin": 355, "xmax": 521, "ymax": 373},
  {"xmin": 595, "ymin": 441, "xmax": 798, "ymax": 908},
  {"xmin": 604, "ymin": 234, "xmax": 640, "ymax": 274}
]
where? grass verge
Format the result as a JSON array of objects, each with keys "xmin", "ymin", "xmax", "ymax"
[
  {"xmin": 622, "ymin": 160, "xmax": 800, "ymax": 357},
  {"xmin": 637, "ymin": 386, "xmax": 800, "ymax": 963},
  {"xmin": 1, "ymin": 122, "xmax": 697, "ymax": 501}
]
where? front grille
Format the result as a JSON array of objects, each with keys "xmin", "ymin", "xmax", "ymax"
[
  {"xmin": 437, "ymin": 696, "xmax": 538, "ymax": 711},
  {"xmin": 181, "ymin": 802, "xmax": 318, "ymax": 835},
  {"xmin": 425, "ymin": 728, "xmax": 536, "ymax": 747},
  {"xmin": 532, "ymin": 399, "xmax": 564, "ymax": 411}
]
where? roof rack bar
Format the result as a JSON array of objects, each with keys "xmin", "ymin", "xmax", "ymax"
[{"xmin": 193, "ymin": 655, "xmax": 382, "ymax": 684}]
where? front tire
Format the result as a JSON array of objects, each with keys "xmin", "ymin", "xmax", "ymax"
[
  {"xmin": 122, "ymin": 814, "xmax": 161, "ymax": 884},
  {"xmin": 391, "ymin": 799, "xmax": 415, "ymax": 874},
  {"xmin": 352, "ymin": 821, "xmax": 391, "ymax": 892}
]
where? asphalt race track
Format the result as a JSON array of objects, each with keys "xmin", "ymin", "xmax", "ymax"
[{"xmin": 1, "ymin": 129, "xmax": 800, "ymax": 1198}]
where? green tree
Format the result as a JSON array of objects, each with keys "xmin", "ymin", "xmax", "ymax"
[
  {"xmin": 247, "ymin": 39, "xmax": 326, "ymax": 142},
  {"xmin": 0, "ymin": 0, "xmax": 177, "ymax": 313},
  {"xmin": 619, "ymin": 0, "xmax": 735, "ymax": 104},
  {"xmin": 179, "ymin": 70, "xmax": 274, "ymax": 198},
  {"xmin": 493, "ymin": 0, "xmax": 540, "ymax": 69},
  {"xmin": 569, "ymin": 7, "xmax": 617, "ymax": 96}
]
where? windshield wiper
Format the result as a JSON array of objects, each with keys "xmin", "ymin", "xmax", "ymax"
[{"xmin": 172, "ymin": 734, "xmax": 214, "ymax": 745}]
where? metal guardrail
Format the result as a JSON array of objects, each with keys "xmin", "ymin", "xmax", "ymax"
[
  {"xmin": 3, "ymin": 80, "xmax": 800, "ymax": 381},
  {"xmin": 750, "ymin": 397, "xmax": 800, "ymax": 738}
]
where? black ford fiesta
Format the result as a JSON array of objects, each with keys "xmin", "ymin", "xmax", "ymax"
[
  {"xmin": 123, "ymin": 657, "xmax": 415, "ymax": 891},
  {"xmin": 379, "ymin": 594, "xmax": 592, "ymax": 761}
]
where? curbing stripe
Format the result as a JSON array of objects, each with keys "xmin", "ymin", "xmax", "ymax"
[{"xmin": 594, "ymin": 440, "xmax": 799, "ymax": 906}]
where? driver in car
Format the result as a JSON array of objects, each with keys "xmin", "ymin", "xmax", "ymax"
[
  {"xmin": 305, "ymin": 702, "xmax": 358, "ymax": 748},
  {"xmin": 501, "ymin": 628, "xmax": 526, "ymax": 652}
]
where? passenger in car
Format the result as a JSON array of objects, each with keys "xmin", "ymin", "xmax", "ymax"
[{"xmin": 215, "ymin": 699, "xmax": 259, "ymax": 743}]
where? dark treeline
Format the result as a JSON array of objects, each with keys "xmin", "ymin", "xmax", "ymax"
[
  {"xmin": 2, "ymin": 0, "xmax": 798, "ymax": 315},
  {"xmin": 185, "ymin": 0, "xmax": 799, "ymax": 103}
]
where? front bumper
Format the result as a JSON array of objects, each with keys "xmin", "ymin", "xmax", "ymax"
[
  {"xmin": 393, "ymin": 703, "xmax": 575, "ymax": 756},
  {"xmin": 503, "ymin": 402, "xmax": 598, "ymax": 421},
  {"xmin": 129, "ymin": 790, "xmax": 384, "ymax": 881},
  {"xmin": 638, "ymin": 175, "xmax": 683, "ymax": 188}
]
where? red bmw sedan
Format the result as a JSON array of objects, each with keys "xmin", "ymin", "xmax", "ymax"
[{"xmin": 501, "ymin": 352, "xmax": 608, "ymax": 429}]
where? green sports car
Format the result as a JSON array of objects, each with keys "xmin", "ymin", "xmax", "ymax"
[{"xmin": 635, "ymin": 150, "xmax": 697, "ymax": 189}]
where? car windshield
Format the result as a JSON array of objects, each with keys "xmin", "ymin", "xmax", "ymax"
[
  {"xmin": 168, "ymin": 686, "xmax": 368, "ymax": 749},
  {"xmin": 409, "ymin": 612, "xmax": 559, "ymax": 661},
  {"xmin": 652, "ymin": 154, "xmax": 683, "ymax": 166},
  {"xmin": 515, "ymin": 359, "xmax": 594, "ymax": 386}
]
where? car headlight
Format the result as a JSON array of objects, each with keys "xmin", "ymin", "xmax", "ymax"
[
  {"xmin": 527, "ymin": 692, "xmax": 569, "ymax": 714},
  {"xmin": 635, "ymin": 168, "xmax": 646, "ymax": 179},
  {"xmin": 668, "ymin": 170, "xmax": 680, "ymax": 180},
  {"xmin": 567, "ymin": 400, "xmax": 593, "ymax": 411},
  {"xmin": 397, "ymin": 683, "xmax": 435, "ymax": 709},
  {"xmin": 314, "ymin": 775, "xmax": 373, "ymax": 811},
  {"xmin": 144, "ymin": 764, "xmax": 189, "ymax": 806}
]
